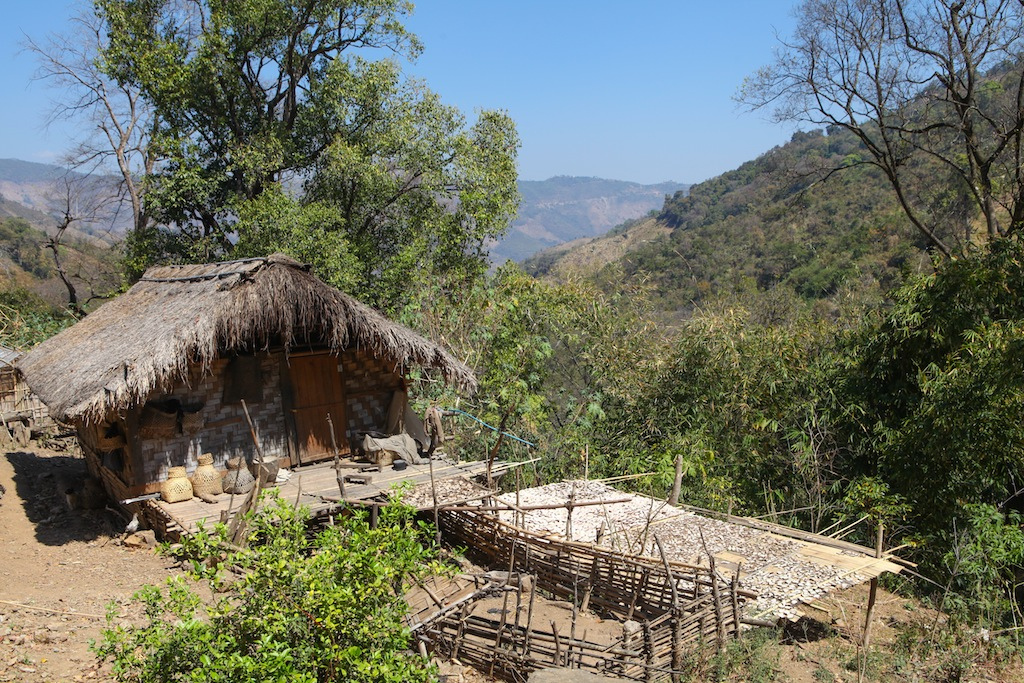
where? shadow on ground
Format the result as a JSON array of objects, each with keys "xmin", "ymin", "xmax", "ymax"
[
  {"xmin": 3, "ymin": 449, "xmax": 122, "ymax": 546},
  {"xmin": 782, "ymin": 615, "xmax": 835, "ymax": 644}
]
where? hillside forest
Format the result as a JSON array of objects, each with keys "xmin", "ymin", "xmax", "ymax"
[{"xmin": 5, "ymin": 0, "xmax": 1024, "ymax": 681}]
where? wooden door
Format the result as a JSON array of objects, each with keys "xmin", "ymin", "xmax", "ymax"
[{"xmin": 289, "ymin": 354, "xmax": 348, "ymax": 464}]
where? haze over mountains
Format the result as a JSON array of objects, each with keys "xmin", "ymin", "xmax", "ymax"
[
  {"xmin": 3, "ymin": 124, "xmax": 933, "ymax": 319},
  {"xmin": 0, "ymin": 158, "xmax": 128, "ymax": 243},
  {"xmin": 495, "ymin": 177, "xmax": 688, "ymax": 264},
  {"xmin": 0, "ymin": 158, "xmax": 688, "ymax": 266}
]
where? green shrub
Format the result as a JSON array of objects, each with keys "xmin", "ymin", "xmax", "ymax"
[{"xmin": 94, "ymin": 493, "xmax": 440, "ymax": 682}]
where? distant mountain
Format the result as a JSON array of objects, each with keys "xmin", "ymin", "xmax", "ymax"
[
  {"xmin": 0, "ymin": 159, "xmax": 128, "ymax": 240},
  {"xmin": 493, "ymin": 176, "xmax": 689, "ymax": 264},
  {"xmin": 526, "ymin": 129, "xmax": 935, "ymax": 314}
]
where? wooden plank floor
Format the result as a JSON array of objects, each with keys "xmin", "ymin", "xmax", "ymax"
[{"xmin": 152, "ymin": 456, "xmax": 503, "ymax": 536}]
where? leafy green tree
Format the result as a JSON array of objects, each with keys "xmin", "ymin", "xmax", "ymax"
[
  {"xmin": 95, "ymin": 494, "xmax": 439, "ymax": 683},
  {"xmin": 836, "ymin": 239, "xmax": 1024, "ymax": 582},
  {"xmin": 588, "ymin": 296, "xmax": 844, "ymax": 524},
  {"xmin": 398, "ymin": 266, "xmax": 659, "ymax": 481},
  {"xmin": 90, "ymin": 0, "xmax": 519, "ymax": 309}
]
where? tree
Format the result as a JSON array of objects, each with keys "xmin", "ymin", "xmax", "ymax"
[
  {"xmin": 28, "ymin": 7, "xmax": 158, "ymax": 245},
  {"xmin": 837, "ymin": 239, "xmax": 1024, "ymax": 539},
  {"xmin": 740, "ymin": 0, "xmax": 1024, "ymax": 257},
  {"xmin": 89, "ymin": 0, "xmax": 519, "ymax": 308}
]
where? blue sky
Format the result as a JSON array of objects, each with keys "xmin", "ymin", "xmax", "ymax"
[{"xmin": 0, "ymin": 1, "xmax": 800, "ymax": 185}]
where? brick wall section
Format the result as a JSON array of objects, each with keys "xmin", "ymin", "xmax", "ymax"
[
  {"xmin": 137, "ymin": 353, "xmax": 288, "ymax": 483},
  {"xmin": 340, "ymin": 347, "xmax": 402, "ymax": 441},
  {"xmin": 133, "ymin": 347, "xmax": 403, "ymax": 484}
]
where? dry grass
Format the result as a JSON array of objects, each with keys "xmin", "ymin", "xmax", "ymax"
[{"xmin": 17, "ymin": 254, "xmax": 475, "ymax": 423}]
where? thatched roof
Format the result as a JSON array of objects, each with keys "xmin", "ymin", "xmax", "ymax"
[{"xmin": 17, "ymin": 254, "xmax": 476, "ymax": 423}]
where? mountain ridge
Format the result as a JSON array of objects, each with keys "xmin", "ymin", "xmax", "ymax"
[
  {"xmin": 494, "ymin": 176, "xmax": 688, "ymax": 263},
  {"xmin": 525, "ymin": 128, "xmax": 934, "ymax": 313}
]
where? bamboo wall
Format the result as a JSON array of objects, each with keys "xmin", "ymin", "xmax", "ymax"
[
  {"xmin": 0, "ymin": 366, "xmax": 51, "ymax": 425},
  {"xmin": 340, "ymin": 347, "xmax": 403, "ymax": 441},
  {"xmin": 132, "ymin": 353, "xmax": 289, "ymax": 484}
]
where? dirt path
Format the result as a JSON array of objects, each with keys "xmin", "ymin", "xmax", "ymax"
[{"xmin": 0, "ymin": 445, "xmax": 177, "ymax": 682}]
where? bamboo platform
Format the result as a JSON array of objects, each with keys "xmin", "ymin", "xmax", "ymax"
[{"xmin": 145, "ymin": 456, "xmax": 508, "ymax": 539}]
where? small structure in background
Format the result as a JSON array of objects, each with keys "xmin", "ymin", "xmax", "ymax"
[
  {"xmin": 0, "ymin": 345, "xmax": 51, "ymax": 446},
  {"xmin": 16, "ymin": 254, "xmax": 477, "ymax": 534}
]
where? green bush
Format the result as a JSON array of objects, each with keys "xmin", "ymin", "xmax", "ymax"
[{"xmin": 94, "ymin": 494, "xmax": 440, "ymax": 682}]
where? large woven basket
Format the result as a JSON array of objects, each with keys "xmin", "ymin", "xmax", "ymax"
[
  {"xmin": 161, "ymin": 466, "xmax": 193, "ymax": 503},
  {"xmin": 140, "ymin": 404, "xmax": 178, "ymax": 439},
  {"xmin": 96, "ymin": 432, "xmax": 125, "ymax": 451},
  {"xmin": 181, "ymin": 411, "xmax": 205, "ymax": 435},
  {"xmin": 190, "ymin": 453, "xmax": 222, "ymax": 496}
]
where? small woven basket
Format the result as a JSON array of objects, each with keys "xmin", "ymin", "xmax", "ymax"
[
  {"xmin": 223, "ymin": 457, "xmax": 255, "ymax": 495},
  {"xmin": 161, "ymin": 466, "xmax": 193, "ymax": 503},
  {"xmin": 181, "ymin": 411, "xmax": 205, "ymax": 435},
  {"xmin": 371, "ymin": 448, "xmax": 397, "ymax": 466},
  {"xmin": 190, "ymin": 453, "xmax": 222, "ymax": 496}
]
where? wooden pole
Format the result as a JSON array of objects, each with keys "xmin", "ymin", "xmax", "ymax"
[
  {"xmin": 429, "ymin": 451, "xmax": 441, "ymax": 546},
  {"xmin": 485, "ymin": 408, "xmax": 512, "ymax": 489},
  {"xmin": 326, "ymin": 413, "xmax": 346, "ymax": 499},
  {"xmin": 709, "ymin": 554, "xmax": 725, "ymax": 652},
  {"xmin": 643, "ymin": 620, "xmax": 655, "ymax": 683},
  {"xmin": 239, "ymin": 399, "xmax": 263, "ymax": 466},
  {"xmin": 668, "ymin": 451, "xmax": 684, "ymax": 507},
  {"xmin": 230, "ymin": 400, "xmax": 266, "ymax": 546},
  {"xmin": 859, "ymin": 521, "xmax": 884, "ymax": 683},
  {"xmin": 655, "ymin": 535, "xmax": 682, "ymax": 683},
  {"xmin": 524, "ymin": 577, "xmax": 537, "ymax": 657}
]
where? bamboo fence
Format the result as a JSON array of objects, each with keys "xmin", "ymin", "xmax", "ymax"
[{"xmin": 430, "ymin": 509, "xmax": 756, "ymax": 681}]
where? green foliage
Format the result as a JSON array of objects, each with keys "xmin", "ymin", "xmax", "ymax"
[
  {"xmin": 941, "ymin": 504, "xmax": 1024, "ymax": 627},
  {"xmin": 95, "ymin": 0, "xmax": 519, "ymax": 310},
  {"xmin": 94, "ymin": 494, "xmax": 438, "ymax": 682},
  {"xmin": 839, "ymin": 240, "xmax": 1024, "ymax": 539},
  {"xmin": 707, "ymin": 627, "xmax": 784, "ymax": 683},
  {"xmin": 581, "ymin": 127, "xmax": 927, "ymax": 313},
  {"xmin": 0, "ymin": 288, "xmax": 76, "ymax": 349},
  {"xmin": 590, "ymin": 299, "xmax": 842, "ymax": 525},
  {"xmin": 841, "ymin": 477, "xmax": 909, "ymax": 527},
  {"xmin": 398, "ymin": 265, "xmax": 657, "ymax": 479},
  {"xmin": 0, "ymin": 217, "xmax": 53, "ymax": 279}
]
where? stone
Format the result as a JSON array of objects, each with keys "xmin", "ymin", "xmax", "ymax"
[
  {"xmin": 123, "ymin": 530, "xmax": 158, "ymax": 549},
  {"xmin": 434, "ymin": 660, "xmax": 463, "ymax": 682}
]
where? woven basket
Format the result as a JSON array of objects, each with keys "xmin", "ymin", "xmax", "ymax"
[
  {"xmin": 223, "ymin": 457, "xmax": 255, "ymax": 495},
  {"xmin": 140, "ymin": 404, "xmax": 178, "ymax": 439},
  {"xmin": 181, "ymin": 410, "xmax": 204, "ymax": 435},
  {"xmin": 161, "ymin": 466, "xmax": 193, "ymax": 503},
  {"xmin": 190, "ymin": 453, "xmax": 222, "ymax": 496}
]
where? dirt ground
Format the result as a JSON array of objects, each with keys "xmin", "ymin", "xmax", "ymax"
[{"xmin": 0, "ymin": 445, "xmax": 177, "ymax": 682}]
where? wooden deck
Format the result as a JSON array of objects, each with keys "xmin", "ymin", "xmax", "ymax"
[{"xmin": 146, "ymin": 456, "xmax": 505, "ymax": 538}]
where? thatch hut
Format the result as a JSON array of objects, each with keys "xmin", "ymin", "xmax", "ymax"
[{"xmin": 16, "ymin": 254, "xmax": 475, "ymax": 503}]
